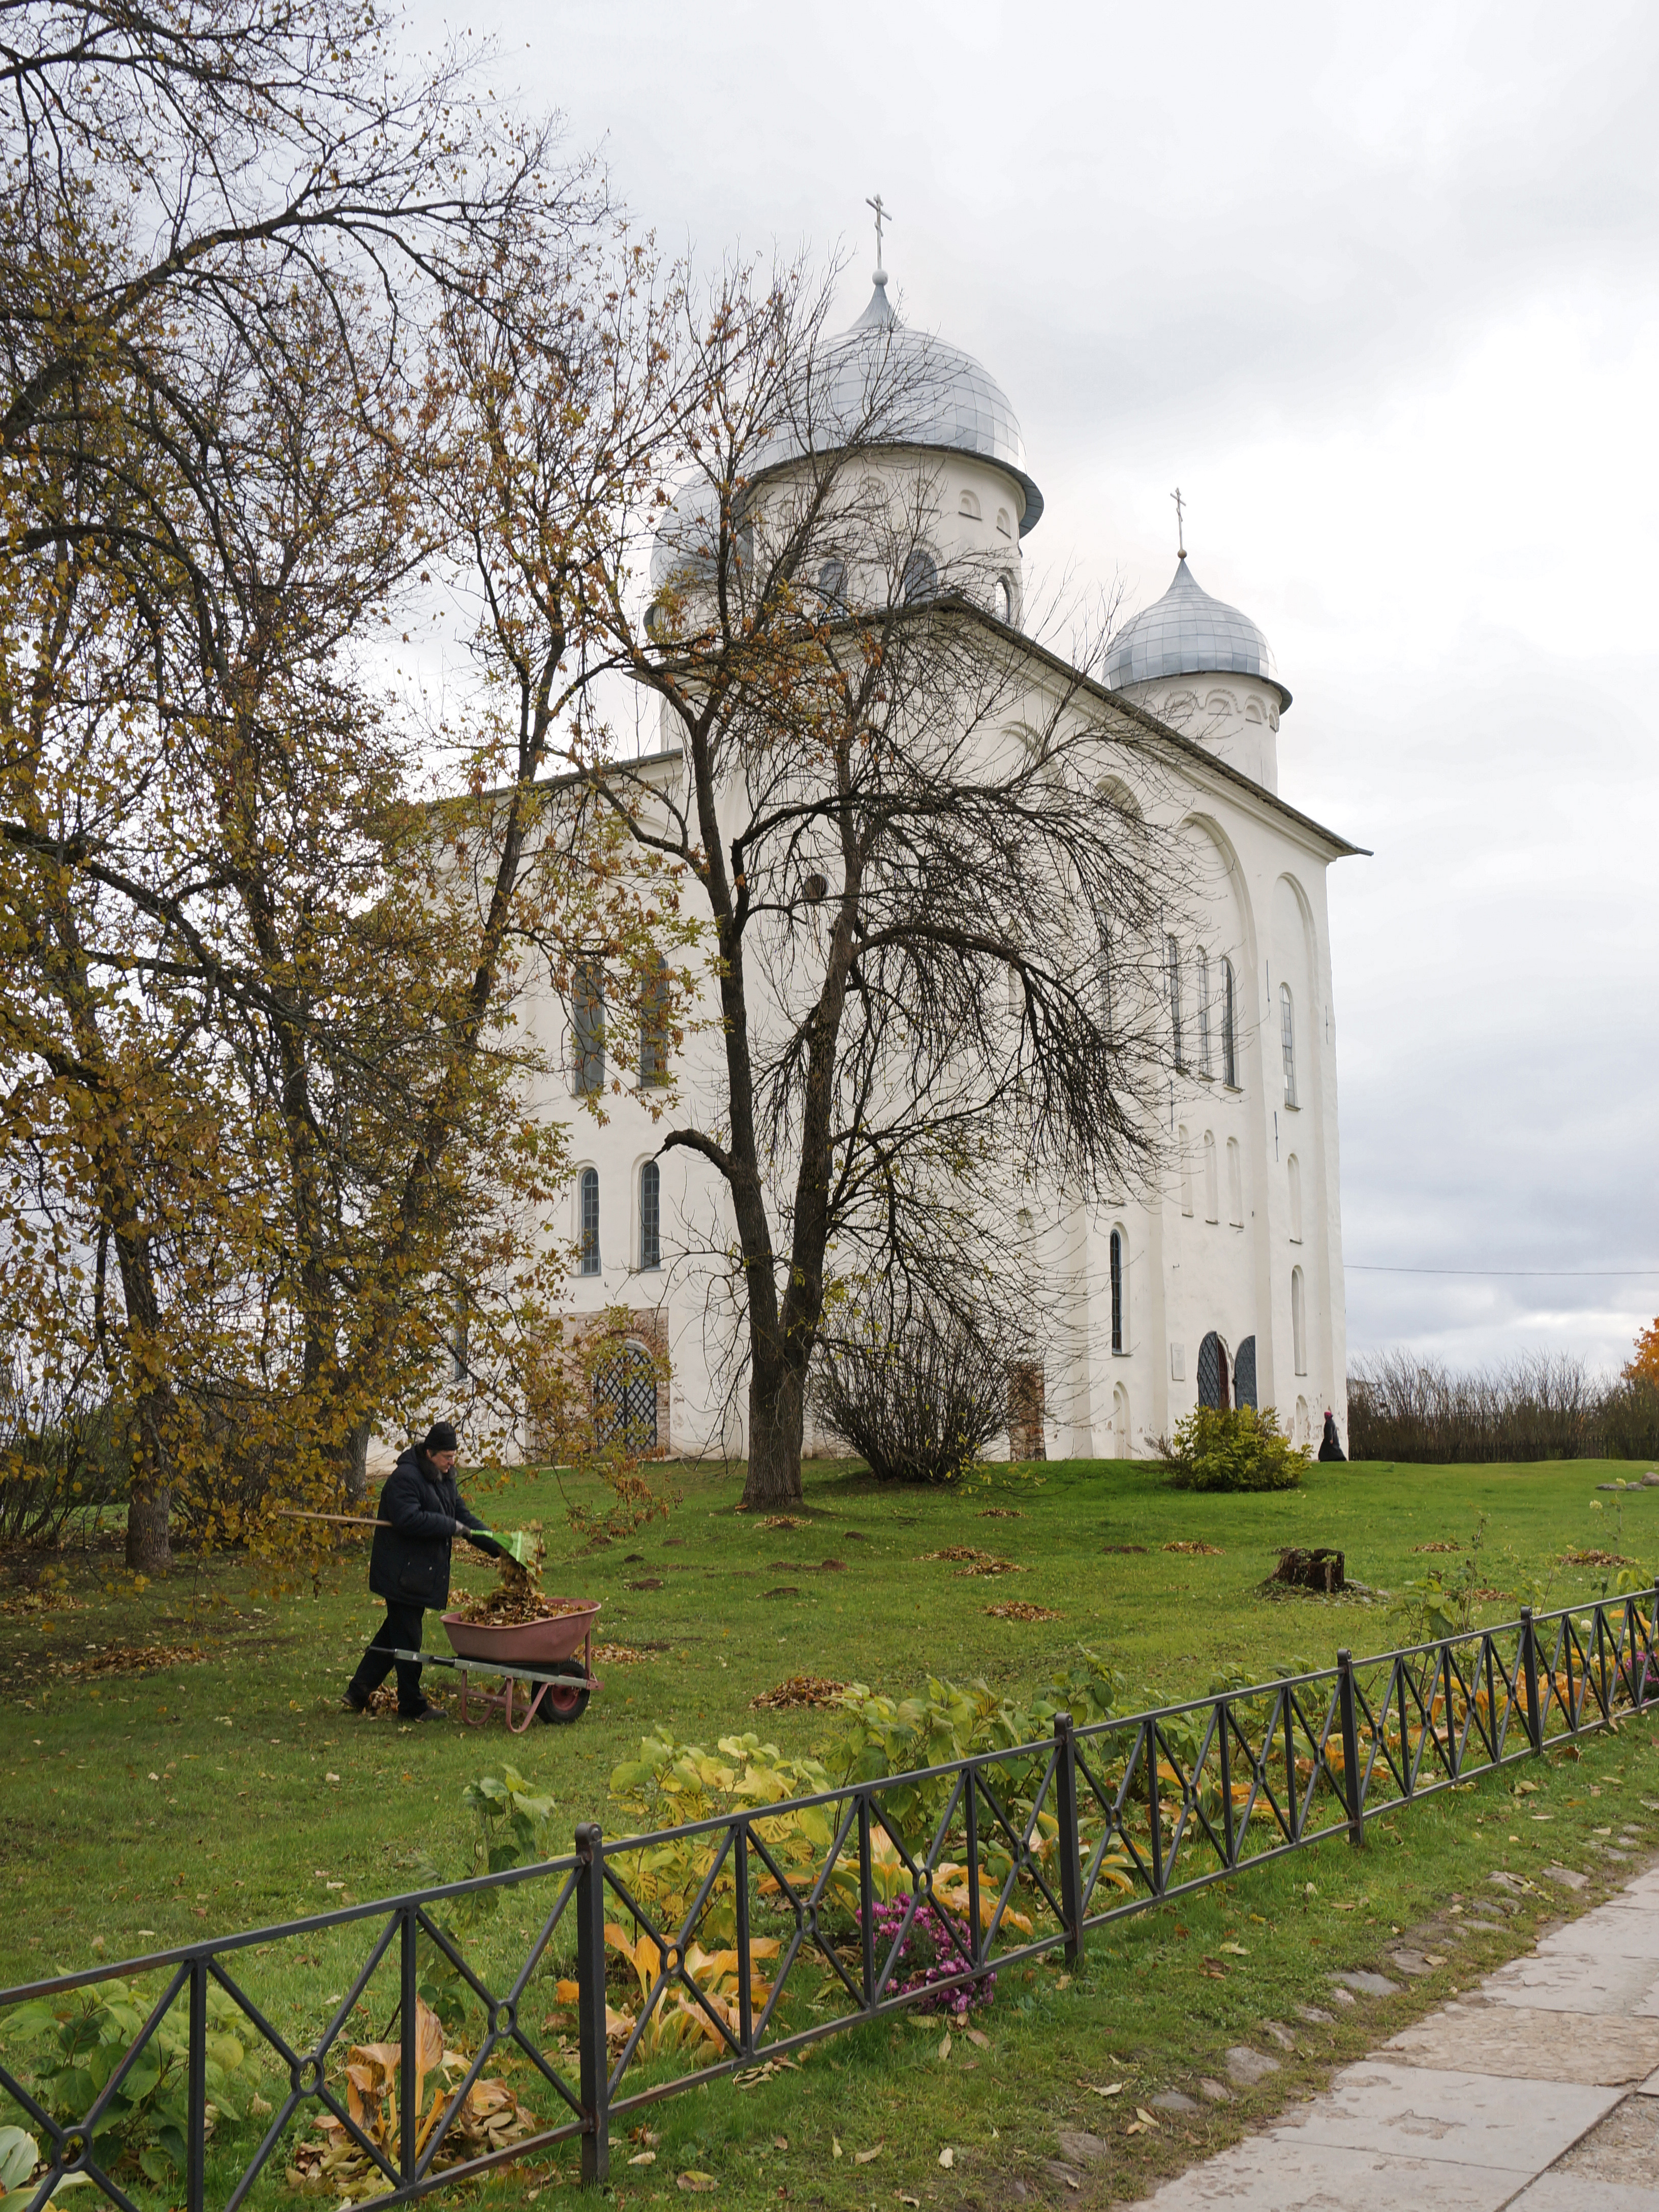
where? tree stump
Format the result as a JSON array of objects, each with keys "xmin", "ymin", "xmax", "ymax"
[{"xmin": 1271, "ymin": 1546, "xmax": 1346, "ymax": 1593}]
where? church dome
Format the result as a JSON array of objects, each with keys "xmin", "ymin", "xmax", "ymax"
[
  {"xmin": 650, "ymin": 271, "xmax": 1042, "ymax": 597},
  {"xmin": 811, "ymin": 274, "xmax": 1044, "ymax": 534},
  {"xmin": 1103, "ymin": 557, "xmax": 1290, "ymax": 710}
]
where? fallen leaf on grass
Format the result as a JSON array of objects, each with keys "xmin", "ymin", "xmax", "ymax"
[
  {"xmin": 855, "ymin": 2146, "xmax": 882, "ymax": 2165},
  {"xmin": 832, "ymin": 2138, "xmax": 843, "ymax": 2161},
  {"xmin": 897, "ymin": 2196, "xmax": 920, "ymax": 2207},
  {"xmin": 984, "ymin": 1600, "xmax": 1062, "ymax": 1622},
  {"xmin": 1162, "ymin": 1541, "xmax": 1223, "ymax": 1556},
  {"xmin": 629, "ymin": 2152, "xmax": 657, "ymax": 2167},
  {"xmin": 937, "ymin": 2147, "xmax": 954, "ymax": 2170},
  {"xmin": 751, "ymin": 1676, "xmax": 848, "ymax": 1711},
  {"xmin": 1218, "ymin": 1942, "xmax": 1249, "ymax": 1955},
  {"xmin": 677, "ymin": 2173, "xmax": 716, "ymax": 2193},
  {"xmin": 773, "ymin": 2138, "xmax": 788, "ymax": 2152},
  {"xmin": 964, "ymin": 2028, "xmax": 989, "ymax": 2050},
  {"xmin": 937, "ymin": 2033, "xmax": 953, "ymax": 2061},
  {"xmin": 1085, "ymin": 2082, "xmax": 1124, "ymax": 2098}
]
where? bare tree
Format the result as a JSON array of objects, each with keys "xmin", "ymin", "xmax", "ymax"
[{"xmin": 553, "ymin": 258, "xmax": 1179, "ymax": 1508}]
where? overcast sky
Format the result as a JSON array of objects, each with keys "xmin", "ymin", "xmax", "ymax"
[{"xmin": 412, "ymin": 0, "xmax": 1659, "ymax": 1376}]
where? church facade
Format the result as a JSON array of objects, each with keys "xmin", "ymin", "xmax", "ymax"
[{"xmin": 529, "ymin": 266, "xmax": 1360, "ymax": 1463}]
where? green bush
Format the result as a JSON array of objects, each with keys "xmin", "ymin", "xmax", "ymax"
[{"xmin": 1159, "ymin": 1404, "xmax": 1308, "ymax": 1492}]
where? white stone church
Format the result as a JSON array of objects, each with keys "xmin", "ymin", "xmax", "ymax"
[{"xmin": 525, "ymin": 258, "xmax": 1359, "ymax": 1464}]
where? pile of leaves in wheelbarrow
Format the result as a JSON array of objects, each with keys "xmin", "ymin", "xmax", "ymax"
[
  {"xmin": 288, "ymin": 1998, "xmax": 534, "ymax": 2201},
  {"xmin": 450, "ymin": 1531, "xmax": 590, "ymax": 1629}
]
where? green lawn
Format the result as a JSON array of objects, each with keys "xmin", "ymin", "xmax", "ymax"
[{"xmin": 3, "ymin": 1452, "xmax": 1658, "ymax": 2209}]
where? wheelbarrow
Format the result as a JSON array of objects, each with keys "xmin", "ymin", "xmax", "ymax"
[{"xmin": 389, "ymin": 1601, "xmax": 602, "ymax": 1729}]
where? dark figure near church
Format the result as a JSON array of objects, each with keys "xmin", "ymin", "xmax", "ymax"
[
  {"xmin": 343, "ymin": 1422, "xmax": 505, "ymax": 1719},
  {"xmin": 1318, "ymin": 1410, "xmax": 1347, "ymax": 1463}
]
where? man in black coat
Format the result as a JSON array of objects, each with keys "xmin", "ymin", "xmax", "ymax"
[{"xmin": 343, "ymin": 1422, "xmax": 506, "ymax": 1719}]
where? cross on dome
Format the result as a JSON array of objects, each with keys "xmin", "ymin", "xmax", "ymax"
[{"xmin": 865, "ymin": 191, "xmax": 892, "ymax": 281}]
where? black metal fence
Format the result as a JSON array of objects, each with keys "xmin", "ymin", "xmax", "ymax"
[{"xmin": 4, "ymin": 1588, "xmax": 1656, "ymax": 2212}]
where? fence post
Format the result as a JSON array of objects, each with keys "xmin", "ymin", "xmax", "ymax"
[
  {"xmin": 400, "ymin": 1905, "xmax": 419, "ymax": 2180},
  {"xmin": 1520, "ymin": 1607, "xmax": 1543, "ymax": 1755},
  {"xmin": 187, "ymin": 1956, "xmax": 207, "ymax": 2212},
  {"xmin": 1053, "ymin": 1712, "xmax": 1084, "ymax": 1968},
  {"xmin": 1337, "ymin": 1650, "xmax": 1364, "ymax": 1849},
  {"xmin": 1649, "ymin": 1583, "xmax": 1659, "ymax": 1709},
  {"xmin": 574, "ymin": 1823, "xmax": 610, "ymax": 2186}
]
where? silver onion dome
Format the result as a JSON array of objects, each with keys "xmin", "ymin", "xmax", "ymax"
[
  {"xmin": 814, "ymin": 274, "xmax": 1044, "ymax": 534},
  {"xmin": 650, "ymin": 272, "xmax": 1042, "ymax": 598},
  {"xmin": 1102, "ymin": 557, "xmax": 1291, "ymax": 710}
]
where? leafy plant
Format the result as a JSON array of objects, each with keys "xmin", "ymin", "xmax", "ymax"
[
  {"xmin": 411, "ymin": 1765, "xmax": 556, "ymax": 2030},
  {"xmin": 1157, "ymin": 1405, "xmax": 1307, "ymax": 1492},
  {"xmin": 2, "ymin": 1978, "xmax": 252, "ymax": 2183}
]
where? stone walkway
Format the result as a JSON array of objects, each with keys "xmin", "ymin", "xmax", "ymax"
[{"xmin": 1134, "ymin": 1862, "xmax": 1659, "ymax": 2208}]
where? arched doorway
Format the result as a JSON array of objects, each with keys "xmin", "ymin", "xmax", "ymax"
[
  {"xmin": 1234, "ymin": 1336, "xmax": 1257, "ymax": 1409},
  {"xmin": 1196, "ymin": 1331, "xmax": 1231, "ymax": 1411},
  {"xmin": 592, "ymin": 1339, "xmax": 659, "ymax": 1452}
]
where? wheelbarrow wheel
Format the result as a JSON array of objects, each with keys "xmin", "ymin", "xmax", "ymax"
[{"xmin": 532, "ymin": 1661, "xmax": 591, "ymax": 1726}]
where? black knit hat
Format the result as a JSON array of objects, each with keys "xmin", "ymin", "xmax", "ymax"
[{"xmin": 422, "ymin": 1421, "xmax": 458, "ymax": 1454}]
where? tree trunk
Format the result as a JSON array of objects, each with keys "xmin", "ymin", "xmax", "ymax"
[
  {"xmin": 125, "ymin": 1451, "xmax": 172, "ymax": 1575},
  {"xmin": 741, "ymin": 1355, "xmax": 806, "ymax": 1510},
  {"xmin": 344, "ymin": 1418, "xmax": 372, "ymax": 1507}
]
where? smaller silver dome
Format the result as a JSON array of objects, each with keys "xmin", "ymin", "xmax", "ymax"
[{"xmin": 1103, "ymin": 557, "xmax": 1289, "ymax": 709}]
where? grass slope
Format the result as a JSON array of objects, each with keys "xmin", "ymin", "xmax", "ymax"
[{"xmin": 3, "ymin": 1452, "xmax": 1658, "ymax": 2209}]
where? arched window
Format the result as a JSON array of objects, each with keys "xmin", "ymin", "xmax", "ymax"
[
  {"xmin": 1177, "ymin": 1126, "xmax": 1192, "ymax": 1217},
  {"xmin": 1109, "ymin": 1228, "xmax": 1124, "ymax": 1353},
  {"xmin": 1203, "ymin": 1131, "xmax": 1218, "ymax": 1223},
  {"xmin": 1222, "ymin": 958, "xmax": 1238, "ymax": 1087},
  {"xmin": 958, "ymin": 488, "xmax": 981, "ymax": 519},
  {"xmin": 1112, "ymin": 1381, "xmax": 1130, "ymax": 1458},
  {"xmin": 1166, "ymin": 935, "xmax": 1184, "ymax": 1069},
  {"xmin": 816, "ymin": 557, "xmax": 847, "ymax": 608},
  {"xmin": 639, "ymin": 1160, "xmax": 661, "ymax": 1271},
  {"xmin": 1197, "ymin": 950, "xmax": 1213, "ymax": 1075},
  {"xmin": 996, "ymin": 506, "xmax": 1012, "ymax": 539},
  {"xmin": 1226, "ymin": 1136, "xmax": 1243, "ymax": 1227},
  {"xmin": 578, "ymin": 1167, "xmax": 600, "ymax": 1276},
  {"xmin": 1234, "ymin": 1335, "xmax": 1257, "ymax": 1408},
  {"xmin": 638, "ymin": 953, "xmax": 670, "ymax": 1087},
  {"xmin": 572, "ymin": 957, "xmax": 605, "ymax": 1095},
  {"xmin": 1291, "ymin": 1264, "xmax": 1307, "ymax": 1375},
  {"xmin": 1287, "ymin": 1153, "xmax": 1303, "ymax": 1243},
  {"xmin": 901, "ymin": 548, "xmax": 938, "ymax": 605},
  {"xmin": 995, "ymin": 574, "xmax": 1013, "ymax": 624},
  {"xmin": 1279, "ymin": 983, "xmax": 1297, "ymax": 1108}
]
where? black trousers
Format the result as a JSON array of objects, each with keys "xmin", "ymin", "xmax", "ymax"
[{"xmin": 348, "ymin": 1600, "xmax": 428, "ymax": 1713}]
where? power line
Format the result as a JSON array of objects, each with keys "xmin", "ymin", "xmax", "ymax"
[{"xmin": 1347, "ymin": 1264, "xmax": 1659, "ymax": 1280}]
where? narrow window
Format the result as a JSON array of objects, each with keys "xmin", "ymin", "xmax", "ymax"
[
  {"xmin": 817, "ymin": 557, "xmax": 847, "ymax": 608},
  {"xmin": 1279, "ymin": 982, "xmax": 1297, "ymax": 1107},
  {"xmin": 1112, "ymin": 1381, "xmax": 1129, "ymax": 1457},
  {"xmin": 1166, "ymin": 935, "xmax": 1184, "ymax": 1070},
  {"xmin": 995, "ymin": 574, "xmax": 1012, "ymax": 624},
  {"xmin": 1222, "ymin": 958, "xmax": 1238, "ymax": 1086},
  {"xmin": 996, "ymin": 506, "xmax": 1012, "ymax": 538},
  {"xmin": 639, "ymin": 953, "xmax": 670, "ymax": 1086},
  {"xmin": 572, "ymin": 956, "xmax": 605, "ymax": 1096},
  {"xmin": 1203, "ymin": 1131, "xmax": 1218, "ymax": 1223},
  {"xmin": 1097, "ymin": 923, "xmax": 1114, "ymax": 1037},
  {"xmin": 959, "ymin": 487, "xmax": 981, "ymax": 519},
  {"xmin": 1287, "ymin": 1152, "xmax": 1303, "ymax": 1243},
  {"xmin": 1197, "ymin": 950, "xmax": 1212, "ymax": 1075},
  {"xmin": 578, "ymin": 1167, "xmax": 600, "ymax": 1276},
  {"xmin": 1178, "ymin": 1125, "xmax": 1192, "ymax": 1217},
  {"xmin": 901, "ymin": 547, "xmax": 938, "ymax": 604},
  {"xmin": 1291, "ymin": 1263, "xmax": 1307, "ymax": 1375},
  {"xmin": 638, "ymin": 1160, "xmax": 661, "ymax": 1270},
  {"xmin": 1109, "ymin": 1228, "xmax": 1124, "ymax": 1353},
  {"xmin": 1226, "ymin": 1136, "xmax": 1242, "ymax": 1227}
]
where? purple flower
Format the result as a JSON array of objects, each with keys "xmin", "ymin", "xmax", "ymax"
[{"xmin": 860, "ymin": 1893, "xmax": 997, "ymax": 2014}]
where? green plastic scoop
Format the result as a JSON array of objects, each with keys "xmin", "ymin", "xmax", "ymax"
[{"xmin": 469, "ymin": 1527, "xmax": 535, "ymax": 1565}]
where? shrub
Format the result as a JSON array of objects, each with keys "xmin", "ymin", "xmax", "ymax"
[
  {"xmin": 1347, "ymin": 1352, "xmax": 1659, "ymax": 1464},
  {"xmin": 1158, "ymin": 1404, "xmax": 1307, "ymax": 1492},
  {"xmin": 810, "ymin": 1300, "xmax": 1018, "ymax": 1484}
]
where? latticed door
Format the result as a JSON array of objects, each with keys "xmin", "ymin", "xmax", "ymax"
[
  {"xmin": 1197, "ymin": 1330, "xmax": 1230, "ymax": 1410},
  {"xmin": 592, "ymin": 1341, "xmax": 659, "ymax": 1451}
]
